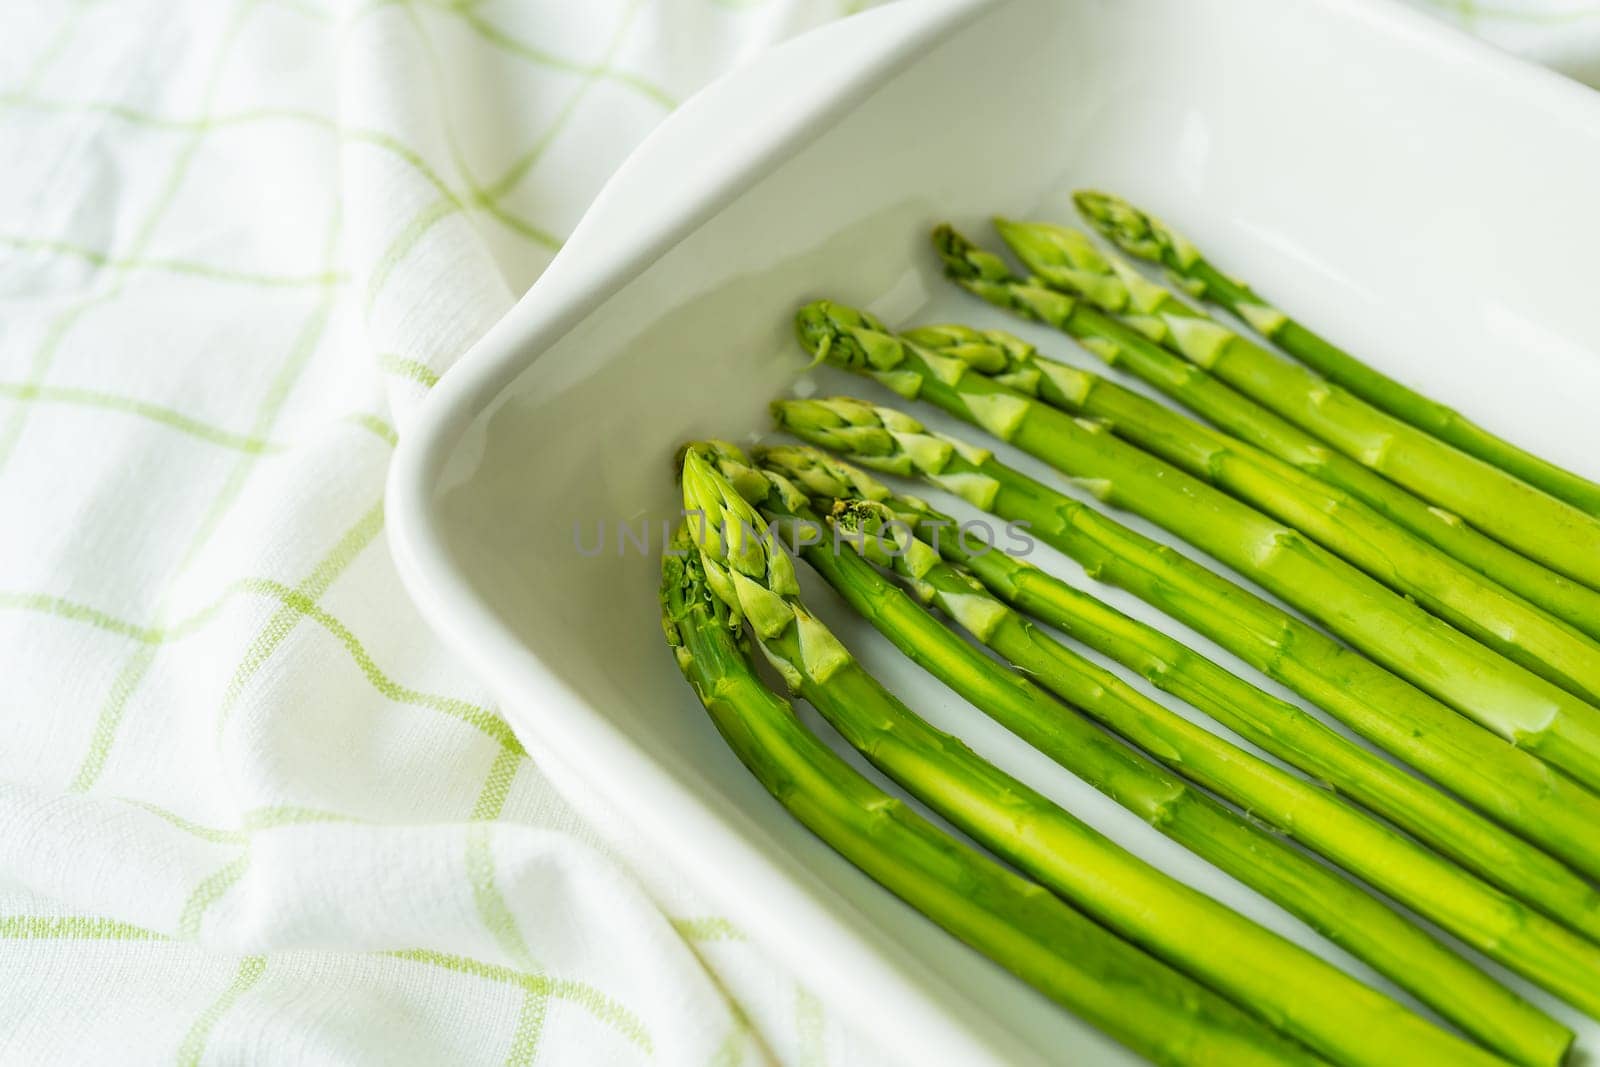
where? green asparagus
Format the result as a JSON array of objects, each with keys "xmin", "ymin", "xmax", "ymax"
[
  {"xmin": 769, "ymin": 396, "xmax": 1600, "ymax": 882},
  {"xmin": 680, "ymin": 442, "xmax": 1500, "ymax": 1067},
  {"xmin": 794, "ymin": 300, "xmax": 1600, "ymax": 792},
  {"xmin": 929, "ymin": 220, "xmax": 1600, "ymax": 646},
  {"xmin": 662, "ymin": 524, "xmax": 1318, "ymax": 1067},
  {"xmin": 759, "ymin": 442, "xmax": 1600, "ymax": 946},
  {"xmin": 901, "ymin": 288, "xmax": 1600, "ymax": 711},
  {"xmin": 822, "ymin": 493, "xmax": 1596, "ymax": 1046},
  {"xmin": 1071, "ymin": 191, "xmax": 1600, "ymax": 583}
]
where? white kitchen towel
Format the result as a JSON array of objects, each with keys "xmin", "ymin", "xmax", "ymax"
[
  {"xmin": 0, "ymin": 1, "xmax": 890, "ymax": 1064},
  {"xmin": 1412, "ymin": 0, "xmax": 1600, "ymax": 85},
  {"xmin": 0, "ymin": 1, "xmax": 1590, "ymax": 1064}
]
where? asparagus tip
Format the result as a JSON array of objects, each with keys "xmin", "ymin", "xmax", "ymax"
[
  {"xmin": 794, "ymin": 300, "xmax": 835, "ymax": 363},
  {"xmin": 1071, "ymin": 189, "xmax": 1117, "ymax": 221},
  {"xmin": 991, "ymin": 214, "xmax": 1019, "ymax": 233},
  {"xmin": 755, "ymin": 442, "xmax": 894, "ymax": 505},
  {"xmin": 931, "ymin": 223, "xmax": 990, "ymax": 280},
  {"xmin": 793, "ymin": 300, "xmax": 904, "ymax": 373},
  {"xmin": 1070, "ymin": 190, "xmax": 1189, "ymax": 267}
]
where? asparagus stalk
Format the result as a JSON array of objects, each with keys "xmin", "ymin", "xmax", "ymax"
[
  {"xmin": 825, "ymin": 493, "xmax": 1597, "ymax": 1047},
  {"xmin": 1069, "ymin": 191, "xmax": 1600, "ymax": 586},
  {"xmin": 680, "ymin": 442, "xmax": 1487, "ymax": 1067},
  {"xmin": 902, "ymin": 294, "xmax": 1600, "ymax": 712},
  {"xmin": 662, "ymin": 524, "xmax": 1315, "ymax": 1067},
  {"xmin": 768, "ymin": 396, "xmax": 1600, "ymax": 883},
  {"xmin": 931, "ymin": 220, "xmax": 1600, "ymax": 647},
  {"xmin": 759, "ymin": 443, "xmax": 1600, "ymax": 946},
  {"xmin": 794, "ymin": 301, "xmax": 1600, "ymax": 793}
]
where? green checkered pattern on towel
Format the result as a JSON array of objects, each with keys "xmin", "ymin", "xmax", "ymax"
[{"xmin": 0, "ymin": 0, "xmax": 892, "ymax": 1063}]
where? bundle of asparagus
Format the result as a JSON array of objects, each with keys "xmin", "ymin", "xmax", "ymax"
[
  {"xmin": 676, "ymin": 443, "xmax": 1502, "ymax": 1067},
  {"xmin": 792, "ymin": 300, "xmax": 1600, "ymax": 794},
  {"xmin": 768, "ymin": 386, "xmax": 1600, "ymax": 880},
  {"xmin": 661, "ymin": 521, "xmax": 1315, "ymax": 1067},
  {"xmin": 933, "ymin": 222, "xmax": 1600, "ymax": 646},
  {"xmin": 654, "ymin": 191, "xmax": 1600, "ymax": 1065},
  {"xmin": 757, "ymin": 444, "xmax": 1600, "ymax": 944},
  {"xmin": 732, "ymin": 446, "xmax": 1580, "ymax": 1061},
  {"xmin": 904, "ymin": 291, "xmax": 1600, "ymax": 706}
]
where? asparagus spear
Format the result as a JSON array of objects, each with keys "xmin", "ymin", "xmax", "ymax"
[
  {"xmin": 761, "ymin": 444, "xmax": 1600, "ymax": 946},
  {"xmin": 768, "ymin": 396, "xmax": 1600, "ymax": 882},
  {"xmin": 1069, "ymin": 192, "xmax": 1600, "ymax": 585},
  {"xmin": 663, "ymin": 524, "xmax": 1316, "ymax": 1067},
  {"xmin": 794, "ymin": 301, "xmax": 1600, "ymax": 793},
  {"xmin": 825, "ymin": 492, "xmax": 1598, "ymax": 1044},
  {"xmin": 930, "ymin": 221, "xmax": 1600, "ymax": 647},
  {"xmin": 902, "ymin": 297, "xmax": 1600, "ymax": 711},
  {"xmin": 679, "ymin": 442, "xmax": 1488, "ymax": 1067}
]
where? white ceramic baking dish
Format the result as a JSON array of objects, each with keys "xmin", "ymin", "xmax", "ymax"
[{"xmin": 388, "ymin": 1, "xmax": 1600, "ymax": 1061}]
